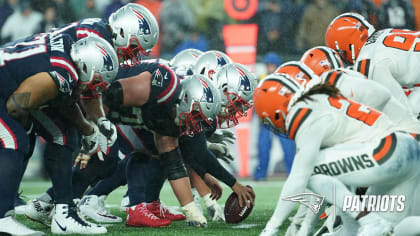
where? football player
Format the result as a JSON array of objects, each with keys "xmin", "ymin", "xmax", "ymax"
[
  {"xmin": 0, "ymin": 33, "xmax": 118, "ymax": 235},
  {"xmin": 255, "ymin": 74, "xmax": 420, "ymax": 236},
  {"xmin": 325, "ymin": 12, "xmax": 420, "ymax": 117}
]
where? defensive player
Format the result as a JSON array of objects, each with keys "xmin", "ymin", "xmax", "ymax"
[
  {"xmin": 325, "ymin": 12, "xmax": 420, "ymax": 117},
  {"xmin": 254, "ymin": 74, "xmax": 420, "ymax": 236}
]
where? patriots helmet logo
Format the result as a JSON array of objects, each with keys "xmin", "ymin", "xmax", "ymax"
[
  {"xmin": 235, "ymin": 66, "xmax": 251, "ymax": 92},
  {"xmin": 131, "ymin": 9, "xmax": 151, "ymax": 35},
  {"xmin": 96, "ymin": 44, "xmax": 114, "ymax": 71},
  {"xmin": 200, "ymin": 79, "xmax": 214, "ymax": 103},
  {"xmin": 215, "ymin": 53, "xmax": 228, "ymax": 66}
]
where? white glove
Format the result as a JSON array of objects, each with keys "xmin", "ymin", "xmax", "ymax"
[
  {"xmin": 207, "ymin": 130, "xmax": 236, "ymax": 144},
  {"xmin": 203, "ymin": 193, "xmax": 225, "ymax": 222},
  {"xmin": 182, "ymin": 201, "xmax": 207, "ymax": 227},
  {"xmin": 207, "ymin": 142, "xmax": 234, "ymax": 163},
  {"xmin": 81, "ymin": 125, "xmax": 100, "ymax": 155},
  {"xmin": 97, "ymin": 117, "xmax": 117, "ymax": 147}
]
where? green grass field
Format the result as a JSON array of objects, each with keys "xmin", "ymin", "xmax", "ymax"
[{"xmin": 17, "ymin": 179, "xmax": 292, "ymax": 236}]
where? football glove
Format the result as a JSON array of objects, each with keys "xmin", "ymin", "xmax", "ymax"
[
  {"xmin": 207, "ymin": 142, "xmax": 234, "ymax": 164},
  {"xmin": 203, "ymin": 193, "xmax": 225, "ymax": 222},
  {"xmin": 182, "ymin": 202, "xmax": 207, "ymax": 227},
  {"xmin": 207, "ymin": 130, "xmax": 236, "ymax": 144},
  {"xmin": 97, "ymin": 117, "xmax": 117, "ymax": 147},
  {"xmin": 81, "ymin": 125, "xmax": 102, "ymax": 158}
]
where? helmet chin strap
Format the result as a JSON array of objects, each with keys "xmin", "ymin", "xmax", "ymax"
[{"xmin": 351, "ymin": 44, "xmax": 356, "ymax": 64}]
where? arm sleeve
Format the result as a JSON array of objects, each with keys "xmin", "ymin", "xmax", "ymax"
[
  {"xmin": 265, "ymin": 114, "xmax": 333, "ymax": 229},
  {"xmin": 180, "ymin": 132, "xmax": 237, "ymax": 187}
]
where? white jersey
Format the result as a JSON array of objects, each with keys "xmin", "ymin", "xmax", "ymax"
[
  {"xmin": 356, "ymin": 28, "xmax": 420, "ymax": 87},
  {"xmin": 285, "ymin": 93, "xmax": 399, "ymax": 148},
  {"xmin": 319, "ymin": 68, "xmax": 420, "ymax": 133}
]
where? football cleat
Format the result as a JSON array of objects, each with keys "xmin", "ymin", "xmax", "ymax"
[
  {"xmin": 79, "ymin": 195, "xmax": 122, "ymax": 223},
  {"xmin": 24, "ymin": 199, "xmax": 53, "ymax": 226},
  {"xmin": 0, "ymin": 210, "xmax": 45, "ymax": 236},
  {"xmin": 147, "ymin": 200, "xmax": 185, "ymax": 221},
  {"xmin": 51, "ymin": 204, "xmax": 107, "ymax": 234},
  {"xmin": 126, "ymin": 203, "xmax": 171, "ymax": 227},
  {"xmin": 15, "ymin": 193, "xmax": 27, "ymax": 215},
  {"xmin": 357, "ymin": 213, "xmax": 393, "ymax": 236},
  {"xmin": 182, "ymin": 201, "xmax": 207, "ymax": 227}
]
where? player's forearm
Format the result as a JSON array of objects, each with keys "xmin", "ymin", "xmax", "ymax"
[
  {"xmin": 80, "ymin": 96, "xmax": 105, "ymax": 122},
  {"xmin": 63, "ymin": 103, "xmax": 94, "ymax": 136}
]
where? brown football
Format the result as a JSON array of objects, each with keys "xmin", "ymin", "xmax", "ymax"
[{"xmin": 224, "ymin": 186, "xmax": 254, "ymax": 224}]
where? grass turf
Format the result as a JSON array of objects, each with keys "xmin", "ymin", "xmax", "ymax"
[{"xmin": 17, "ymin": 179, "xmax": 292, "ymax": 236}]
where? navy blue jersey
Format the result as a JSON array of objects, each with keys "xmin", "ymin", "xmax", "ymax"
[
  {"xmin": 48, "ymin": 18, "xmax": 113, "ymax": 46},
  {"xmin": 0, "ymin": 33, "xmax": 78, "ymax": 99},
  {"xmin": 106, "ymin": 62, "xmax": 181, "ymax": 136}
]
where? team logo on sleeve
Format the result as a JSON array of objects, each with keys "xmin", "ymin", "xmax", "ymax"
[
  {"xmin": 235, "ymin": 65, "xmax": 251, "ymax": 91},
  {"xmin": 96, "ymin": 44, "xmax": 114, "ymax": 71},
  {"xmin": 51, "ymin": 71, "xmax": 72, "ymax": 94},
  {"xmin": 200, "ymin": 79, "xmax": 214, "ymax": 103},
  {"xmin": 152, "ymin": 69, "xmax": 166, "ymax": 87},
  {"xmin": 131, "ymin": 9, "xmax": 151, "ymax": 35}
]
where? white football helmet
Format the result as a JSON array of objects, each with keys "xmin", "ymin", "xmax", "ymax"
[
  {"xmin": 175, "ymin": 75, "xmax": 221, "ymax": 136},
  {"xmin": 215, "ymin": 63, "xmax": 257, "ymax": 128},
  {"xmin": 170, "ymin": 49, "xmax": 203, "ymax": 78},
  {"xmin": 194, "ymin": 50, "xmax": 232, "ymax": 82},
  {"xmin": 109, "ymin": 3, "xmax": 159, "ymax": 67},
  {"xmin": 70, "ymin": 36, "xmax": 119, "ymax": 93}
]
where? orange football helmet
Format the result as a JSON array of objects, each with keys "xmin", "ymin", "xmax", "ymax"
[
  {"xmin": 325, "ymin": 12, "xmax": 375, "ymax": 64},
  {"xmin": 275, "ymin": 61, "xmax": 317, "ymax": 86},
  {"xmin": 253, "ymin": 73, "xmax": 300, "ymax": 133},
  {"xmin": 300, "ymin": 46, "xmax": 344, "ymax": 76}
]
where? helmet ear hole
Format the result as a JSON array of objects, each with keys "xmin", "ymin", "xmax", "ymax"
[
  {"xmin": 274, "ymin": 112, "xmax": 280, "ymax": 121},
  {"xmin": 82, "ymin": 64, "xmax": 87, "ymax": 73},
  {"xmin": 119, "ymin": 28, "xmax": 124, "ymax": 38}
]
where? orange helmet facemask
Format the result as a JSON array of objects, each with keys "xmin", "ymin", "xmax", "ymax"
[
  {"xmin": 300, "ymin": 46, "xmax": 344, "ymax": 76},
  {"xmin": 253, "ymin": 73, "xmax": 301, "ymax": 134},
  {"xmin": 275, "ymin": 61, "xmax": 317, "ymax": 87},
  {"xmin": 325, "ymin": 12, "xmax": 375, "ymax": 64}
]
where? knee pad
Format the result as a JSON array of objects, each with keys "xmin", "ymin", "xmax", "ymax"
[{"xmin": 159, "ymin": 147, "xmax": 188, "ymax": 180}]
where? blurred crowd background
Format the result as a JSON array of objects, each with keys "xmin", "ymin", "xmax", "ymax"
[
  {"xmin": 1, "ymin": 0, "xmax": 420, "ymax": 180},
  {"xmin": 1, "ymin": 0, "xmax": 419, "ymax": 60}
]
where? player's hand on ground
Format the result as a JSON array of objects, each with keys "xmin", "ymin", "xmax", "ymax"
[
  {"xmin": 206, "ymin": 202, "xmax": 225, "ymax": 222},
  {"xmin": 207, "ymin": 143, "xmax": 234, "ymax": 164},
  {"xmin": 232, "ymin": 182, "xmax": 255, "ymax": 208},
  {"xmin": 204, "ymin": 174, "xmax": 223, "ymax": 200},
  {"xmin": 182, "ymin": 202, "xmax": 208, "ymax": 227},
  {"xmin": 207, "ymin": 130, "xmax": 236, "ymax": 144},
  {"xmin": 97, "ymin": 117, "xmax": 117, "ymax": 146},
  {"xmin": 80, "ymin": 125, "xmax": 104, "ymax": 166}
]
